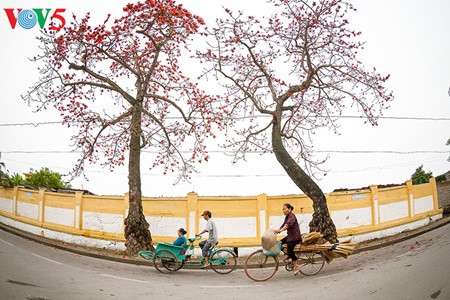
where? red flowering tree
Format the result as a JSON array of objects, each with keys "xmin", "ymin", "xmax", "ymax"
[
  {"xmin": 198, "ymin": 0, "xmax": 393, "ymax": 242},
  {"xmin": 23, "ymin": 0, "xmax": 217, "ymax": 255}
]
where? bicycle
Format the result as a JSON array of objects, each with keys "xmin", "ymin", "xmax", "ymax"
[
  {"xmin": 139, "ymin": 236, "xmax": 237, "ymax": 275},
  {"xmin": 244, "ymin": 241, "xmax": 325, "ymax": 282}
]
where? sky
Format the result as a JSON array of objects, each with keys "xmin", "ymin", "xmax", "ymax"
[{"xmin": 0, "ymin": 0, "xmax": 449, "ymax": 197}]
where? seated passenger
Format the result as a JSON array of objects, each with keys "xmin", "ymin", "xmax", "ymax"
[{"xmin": 173, "ymin": 228, "xmax": 187, "ymax": 246}]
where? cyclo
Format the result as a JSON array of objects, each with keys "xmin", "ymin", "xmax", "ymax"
[
  {"xmin": 139, "ymin": 236, "xmax": 237, "ymax": 274},
  {"xmin": 244, "ymin": 240, "xmax": 325, "ymax": 282}
]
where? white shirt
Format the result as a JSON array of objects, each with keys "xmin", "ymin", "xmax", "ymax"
[{"xmin": 205, "ymin": 218, "xmax": 218, "ymax": 244}]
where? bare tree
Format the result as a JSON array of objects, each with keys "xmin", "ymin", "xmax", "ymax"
[{"xmin": 198, "ymin": 0, "xmax": 393, "ymax": 242}]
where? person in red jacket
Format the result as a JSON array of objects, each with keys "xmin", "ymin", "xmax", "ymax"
[{"xmin": 275, "ymin": 203, "xmax": 302, "ymax": 275}]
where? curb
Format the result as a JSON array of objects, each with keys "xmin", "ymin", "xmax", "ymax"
[
  {"xmin": 0, "ymin": 222, "xmax": 151, "ymax": 266},
  {"xmin": 352, "ymin": 215, "xmax": 450, "ymax": 254},
  {"xmin": 2, "ymin": 215, "xmax": 450, "ymax": 268}
]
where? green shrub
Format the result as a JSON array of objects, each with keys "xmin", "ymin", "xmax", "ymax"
[
  {"xmin": 411, "ymin": 165, "xmax": 433, "ymax": 185},
  {"xmin": 24, "ymin": 167, "xmax": 71, "ymax": 189}
]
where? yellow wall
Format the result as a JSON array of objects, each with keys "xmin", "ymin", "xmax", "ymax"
[{"xmin": 0, "ymin": 178, "xmax": 443, "ymax": 247}]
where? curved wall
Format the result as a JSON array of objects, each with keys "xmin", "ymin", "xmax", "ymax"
[{"xmin": 0, "ymin": 178, "xmax": 443, "ymax": 254}]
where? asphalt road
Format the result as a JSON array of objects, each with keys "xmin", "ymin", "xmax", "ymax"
[{"xmin": 1, "ymin": 223, "xmax": 449, "ymax": 300}]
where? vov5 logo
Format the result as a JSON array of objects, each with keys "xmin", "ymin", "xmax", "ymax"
[{"xmin": 4, "ymin": 8, "xmax": 66, "ymax": 30}]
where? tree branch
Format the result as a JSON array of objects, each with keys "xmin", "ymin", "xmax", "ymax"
[{"xmin": 68, "ymin": 63, "xmax": 135, "ymax": 105}]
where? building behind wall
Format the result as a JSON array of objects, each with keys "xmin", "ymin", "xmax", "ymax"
[{"xmin": 437, "ymin": 179, "xmax": 450, "ymax": 215}]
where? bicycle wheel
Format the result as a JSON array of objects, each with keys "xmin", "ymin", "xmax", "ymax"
[
  {"xmin": 244, "ymin": 250, "xmax": 278, "ymax": 282},
  {"xmin": 209, "ymin": 249, "xmax": 237, "ymax": 274},
  {"xmin": 153, "ymin": 249, "xmax": 180, "ymax": 273},
  {"xmin": 298, "ymin": 251, "xmax": 325, "ymax": 276}
]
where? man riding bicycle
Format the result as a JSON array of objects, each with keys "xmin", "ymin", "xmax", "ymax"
[{"xmin": 196, "ymin": 210, "xmax": 218, "ymax": 269}]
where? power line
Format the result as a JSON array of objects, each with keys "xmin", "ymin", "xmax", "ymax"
[
  {"xmin": 2, "ymin": 150, "xmax": 448, "ymax": 154},
  {"xmin": 1, "ymin": 115, "xmax": 450, "ymax": 127},
  {"xmin": 0, "ymin": 121, "xmax": 63, "ymax": 127},
  {"xmin": 3, "ymin": 151, "xmax": 81, "ymax": 154},
  {"xmin": 315, "ymin": 150, "xmax": 449, "ymax": 154},
  {"xmin": 2, "ymin": 154, "xmax": 447, "ymax": 177},
  {"xmin": 334, "ymin": 116, "xmax": 450, "ymax": 121}
]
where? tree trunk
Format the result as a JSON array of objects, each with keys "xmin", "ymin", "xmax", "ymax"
[
  {"xmin": 124, "ymin": 102, "xmax": 154, "ymax": 255},
  {"xmin": 271, "ymin": 115, "xmax": 338, "ymax": 243}
]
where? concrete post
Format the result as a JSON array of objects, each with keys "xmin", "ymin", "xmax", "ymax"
[
  {"xmin": 74, "ymin": 191, "xmax": 83, "ymax": 230},
  {"xmin": 187, "ymin": 192, "xmax": 198, "ymax": 237},
  {"xmin": 12, "ymin": 186, "xmax": 18, "ymax": 216},
  {"xmin": 406, "ymin": 180, "xmax": 415, "ymax": 217},
  {"xmin": 256, "ymin": 193, "xmax": 268, "ymax": 239},
  {"xmin": 370, "ymin": 185, "xmax": 380, "ymax": 225},
  {"xmin": 430, "ymin": 177, "xmax": 439, "ymax": 211},
  {"xmin": 38, "ymin": 188, "xmax": 45, "ymax": 225},
  {"xmin": 123, "ymin": 193, "xmax": 130, "ymax": 233}
]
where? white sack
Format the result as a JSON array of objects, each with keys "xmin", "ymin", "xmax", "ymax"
[{"xmin": 261, "ymin": 229, "xmax": 277, "ymax": 250}]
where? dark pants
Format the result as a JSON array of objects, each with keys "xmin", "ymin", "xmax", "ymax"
[
  {"xmin": 199, "ymin": 240, "xmax": 216, "ymax": 258},
  {"xmin": 281, "ymin": 237, "xmax": 301, "ymax": 261}
]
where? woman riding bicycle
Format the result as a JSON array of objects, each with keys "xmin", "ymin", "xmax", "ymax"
[{"xmin": 274, "ymin": 203, "xmax": 302, "ymax": 275}]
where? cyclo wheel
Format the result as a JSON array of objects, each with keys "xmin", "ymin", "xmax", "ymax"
[
  {"xmin": 209, "ymin": 249, "xmax": 237, "ymax": 274},
  {"xmin": 244, "ymin": 250, "xmax": 278, "ymax": 282},
  {"xmin": 173, "ymin": 260, "xmax": 185, "ymax": 271},
  {"xmin": 298, "ymin": 251, "xmax": 325, "ymax": 276},
  {"xmin": 153, "ymin": 249, "xmax": 180, "ymax": 273}
]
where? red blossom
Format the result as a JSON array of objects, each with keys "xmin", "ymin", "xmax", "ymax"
[{"xmin": 24, "ymin": 0, "xmax": 221, "ymax": 181}]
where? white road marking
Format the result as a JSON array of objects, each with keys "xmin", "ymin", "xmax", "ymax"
[
  {"xmin": 100, "ymin": 274, "xmax": 150, "ymax": 284},
  {"xmin": 317, "ymin": 269, "xmax": 357, "ymax": 279},
  {"xmin": 396, "ymin": 251, "xmax": 412, "ymax": 258},
  {"xmin": 201, "ymin": 285, "xmax": 259, "ymax": 288},
  {"xmin": 32, "ymin": 253, "xmax": 63, "ymax": 265},
  {"xmin": 0, "ymin": 238, "xmax": 14, "ymax": 246}
]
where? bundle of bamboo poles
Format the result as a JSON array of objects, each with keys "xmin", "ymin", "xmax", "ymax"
[
  {"xmin": 320, "ymin": 239, "xmax": 358, "ymax": 263},
  {"xmin": 302, "ymin": 232, "xmax": 324, "ymax": 244},
  {"xmin": 282, "ymin": 232, "xmax": 358, "ymax": 264}
]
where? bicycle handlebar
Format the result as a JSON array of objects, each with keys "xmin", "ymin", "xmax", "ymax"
[{"xmin": 187, "ymin": 235, "xmax": 202, "ymax": 243}]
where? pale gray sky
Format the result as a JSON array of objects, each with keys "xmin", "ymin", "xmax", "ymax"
[{"xmin": 0, "ymin": 0, "xmax": 449, "ymax": 197}]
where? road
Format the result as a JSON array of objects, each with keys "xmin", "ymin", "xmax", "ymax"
[{"xmin": 1, "ymin": 223, "xmax": 449, "ymax": 300}]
